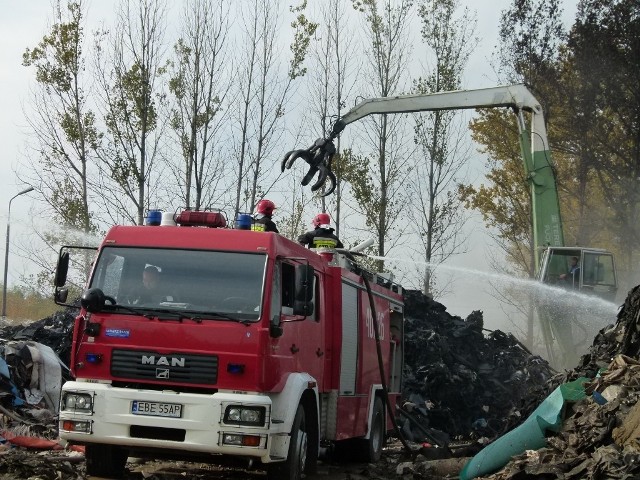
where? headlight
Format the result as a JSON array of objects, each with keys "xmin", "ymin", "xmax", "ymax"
[
  {"xmin": 62, "ymin": 392, "xmax": 93, "ymax": 413},
  {"xmin": 224, "ymin": 406, "xmax": 266, "ymax": 426}
]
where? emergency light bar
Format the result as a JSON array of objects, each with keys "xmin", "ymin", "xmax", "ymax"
[{"xmin": 174, "ymin": 209, "xmax": 227, "ymax": 228}]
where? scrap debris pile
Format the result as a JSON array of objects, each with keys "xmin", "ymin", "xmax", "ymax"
[
  {"xmin": 0, "ymin": 309, "xmax": 80, "ymax": 479},
  {"xmin": 400, "ymin": 290, "xmax": 556, "ymax": 441},
  {"xmin": 2, "ymin": 287, "xmax": 640, "ymax": 479},
  {"xmin": 475, "ymin": 285, "xmax": 640, "ymax": 479},
  {"xmin": 0, "ymin": 309, "xmax": 75, "ymax": 367},
  {"xmin": 0, "ymin": 310, "xmax": 75, "ymax": 412}
]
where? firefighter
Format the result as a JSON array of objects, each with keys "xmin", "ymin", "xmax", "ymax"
[
  {"xmin": 298, "ymin": 212, "xmax": 343, "ymax": 249},
  {"xmin": 252, "ymin": 199, "xmax": 279, "ymax": 233}
]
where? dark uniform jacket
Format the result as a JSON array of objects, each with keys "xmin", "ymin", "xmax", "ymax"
[
  {"xmin": 298, "ymin": 227, "xmax": 343, "ymax": 249},
  {"xmin": 251, "ymin": 215, "xmax": 279, "ymax": 233}
]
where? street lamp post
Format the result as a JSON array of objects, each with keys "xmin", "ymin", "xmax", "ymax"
[{"xmin": 2, "ymin": 186, "xmax": 34, "ymax": 319}]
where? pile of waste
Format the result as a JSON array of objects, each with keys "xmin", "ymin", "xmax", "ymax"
[
  {"xmin": 0, "ymin": 309, "xmax": 76, "ymax": 425},
  {"xmin": 400, "ymin": 290, "xmax": 556, "ymax": 442},
  {"xmin": 2, "ymin": 287, "xmax": 640, "ymax": 479},
  {"xmin": 0, "ymin": 309, "xmax": 80, "ymax": 479},
  {"xmin": 0, "ymin": 309, "xmax": 75, "ymax": 413},
  {"xmin": 468, "ymin": 285, "xmax": 640, "ymax": 479},
  {"xmin": 0, "ymin": 309, "xmax": 76, "ymax": 368}
]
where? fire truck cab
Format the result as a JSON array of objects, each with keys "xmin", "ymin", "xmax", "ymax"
[{"xmin": 54, "ymin": 210, "xmax": 404, "ymax": 479}]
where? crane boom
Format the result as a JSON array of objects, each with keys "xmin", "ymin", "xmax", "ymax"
[
  {"xmin": 331, "ymin": 84, "xmax": 562, "ymax": 271},
  {"xmin": 282, "ymin": 82, "xmax": 617, "ymax": 369},
  {"xmin": 333, "ymin": 84, "xmax": 542, "ymax": 132}
]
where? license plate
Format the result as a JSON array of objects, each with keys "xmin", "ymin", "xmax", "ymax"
[{"xmin": 131, "ymin": 400, "xmax": 182, "ymax": 418}]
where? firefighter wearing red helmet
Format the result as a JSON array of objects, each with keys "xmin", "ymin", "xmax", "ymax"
[
  {"xmin": 298, "ymin": 212, "xmax": 343, "ymax": 249},
  {"xmin": 252, "ymin": 199, "xmax": 279, "ymax": 233}
]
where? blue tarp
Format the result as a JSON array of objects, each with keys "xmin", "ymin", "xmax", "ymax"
[{"xmin": 0, "ymin": 356, "xmax": 25, "ymax": 407}]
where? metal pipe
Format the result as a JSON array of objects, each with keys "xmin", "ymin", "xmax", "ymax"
[{"xmin": 2, "ymin": 186, "xmax": 34, "ymax": 319}]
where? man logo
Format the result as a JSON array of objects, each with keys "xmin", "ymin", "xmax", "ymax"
[
  {"xmin": 142, "ymin": 355, "xmax": 186, "ymax": 367},
  {"xmin": 156, "ymin": 368, "xmax": 170, "ymax": 379}
]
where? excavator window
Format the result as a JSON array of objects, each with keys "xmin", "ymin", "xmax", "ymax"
[
  {"xmin": 541, "ymin": 250, "xmax": 581, "ymax": 286},
  {"xmin": 582, "ymin": 253, "xmax": 615, "ymax": 286}
]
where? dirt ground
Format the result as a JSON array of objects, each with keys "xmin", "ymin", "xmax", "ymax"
[{"xmin": 0, "ymin": 440, "xmax": 463, "ymax": 480}]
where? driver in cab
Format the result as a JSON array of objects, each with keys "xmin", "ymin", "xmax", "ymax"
[{"xmin": 136, "ymin": 266, "xmax": 173, "ymax": 304}]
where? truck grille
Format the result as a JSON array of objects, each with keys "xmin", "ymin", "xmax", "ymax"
[{"xmin": 111, "ymin": 349, "xmax": 218, "ymax": 385}]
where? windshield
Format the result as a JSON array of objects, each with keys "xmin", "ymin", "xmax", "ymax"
[{"xmin": 90, "ymin": 247, "xmax": 267, "ymax": 321}]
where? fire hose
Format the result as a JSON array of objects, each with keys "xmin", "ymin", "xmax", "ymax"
[{"xmin": 360, "ymin": 269, "xmax": 450, "ymax": 457}]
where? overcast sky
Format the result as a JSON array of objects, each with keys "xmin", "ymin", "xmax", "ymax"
[{"xmin": 0, "ymin": 0, "xmax": 579, "ymax": 327}]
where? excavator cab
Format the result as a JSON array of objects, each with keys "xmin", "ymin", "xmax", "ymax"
[
  {"xmin": 538, "ymin": 247, "xmax": 618, "ymax": 302},
  {"xmin": 536, "ymin": 246, "xmax": 618, "ymax": 368}
]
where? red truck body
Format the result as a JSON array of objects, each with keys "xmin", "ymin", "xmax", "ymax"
[{"xmin": 57, "ymin": 219, "xmax": 404, "ymax": 478}]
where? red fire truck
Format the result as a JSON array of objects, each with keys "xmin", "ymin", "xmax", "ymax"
[{"xmin": 54, "ymin": 209, "xmax": 405, "ymax": 479}]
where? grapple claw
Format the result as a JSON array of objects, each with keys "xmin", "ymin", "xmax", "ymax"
[
  {"xmin": 310, "ymin": 169, "xmax": 327, "ymax": 192},
  {"xmin": 281, "ymin": 150, "xmax": 296, "ymax": 172},
  {"xmin": 301, "ymin": 166, "xmax": 319, "ymax": 186},
  {"xmin": 281, "ymin": 149, "xmax": 312, "ymax": 172},
  {"xmin": 281, "ymin": 137, "xmax": 338, "ymax": 195},
  {"xmin": 322, "ymin": 170, "xmax": 337, "ymax": 196}
]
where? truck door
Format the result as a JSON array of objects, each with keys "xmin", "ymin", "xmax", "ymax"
[{"xmin": 276, "ymin": 261, "xmax": 324, "ymax": 384}]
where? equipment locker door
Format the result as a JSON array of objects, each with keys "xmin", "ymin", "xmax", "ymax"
[{"xmin": 339, "ymin": 283, "xmax": 358, "ymax": 395}]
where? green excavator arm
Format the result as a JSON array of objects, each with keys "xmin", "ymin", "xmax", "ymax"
[{"xmin": 309, "ymin": 83, "xmax": 617, "ymax": 369}]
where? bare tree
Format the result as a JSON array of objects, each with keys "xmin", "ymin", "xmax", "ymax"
[
  {"xmin": 409, "ymin": 0, "xmax": 477, "ymax": 297},
  {"xmin": 22, "ymin": 0, "xmax": 98, "ymax": 234},
  {"xmin": 231, "ymin": 0, "xmax": 260, "ymax": 220},
  {"xmin": 19, "ymin": 1, "xmax": 102, "ymax": 292},
  {"xmin": 349, "ymin": 0, "xmax": 413, "ymax": 271},
  {"xmin": 305, "ymin": 0, "xmax": 358, "ymax": 237},
  {"xmin": 231, "ymin": 0, "xmax": 317, "ymax": 220},
  {"xmin": 168, "ymin": 0, "xmax": 232, "ymax": 211},
  {"xmin": 94, "ymin": 0, "xmax": 167, "ymax": 225}
]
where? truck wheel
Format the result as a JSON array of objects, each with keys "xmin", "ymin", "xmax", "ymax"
[
  {"xmin": 268, "ymin": 404, "xmax": 309, "ymax": 480},
  {"xmin": 85, "ymin": 444, "xmax": 128, "ymax": 478},
  {"xmin": 359, "ymin": 397, "xmax": 385, "ymax": 463}
]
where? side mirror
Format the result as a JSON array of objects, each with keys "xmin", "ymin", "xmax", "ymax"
[
  {"xmin": 293, "ymin": 300, "xmax": 314, "ymax": 317},
  {"xmin": 294, "ymin": 264, "xmax": 314, "ymax": 302},
  {"xmin": 293, "ymin": 264, "xmax": 314, "ymax": 317},
  {"xmin": 54, "ymin": 288, "xmax": 69, "ymax": 304},
  {"xmin": 81, "ymin": 288, "xmax": 106, "ymax": 313},
  {"xmin": 270, "ymin": 324, "xmax": 283, "ymax": 338},
  {"xmin": 270, "ymin": 314, "xmax": 283, "ymax": 338},
  {"xmin": 55, "ymin": 251, "xmax": 70, "ymax": 288}
]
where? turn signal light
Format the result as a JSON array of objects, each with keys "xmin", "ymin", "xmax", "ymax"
[
  {"xmin": 62, "ymin": 420, "xmax": 92, "ymax": 433},
  {"xmin": 242, "ymin": 435, "xmax": 261, "ymax": 447}
]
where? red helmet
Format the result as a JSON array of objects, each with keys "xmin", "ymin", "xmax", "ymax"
[
  {"xmin": 313, "ymin": 212, "xmax": 331, "ymax": 228},
  {"xmin": 256, "ymin": 199, "xmax": 276, "ymax": 216}
]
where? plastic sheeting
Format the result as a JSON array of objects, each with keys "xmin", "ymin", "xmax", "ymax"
[
  {"xmin": 4, "ymin": 341, "xmax": 63, "ymax": 412},
  {"xmin": 460, "ymin": 377, "xmax": 589, "ymax": 480}
]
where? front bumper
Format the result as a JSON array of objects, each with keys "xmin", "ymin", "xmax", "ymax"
[{"xmin": 59, "ymin": 381, "xmax": 288, "ymax": 462}]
